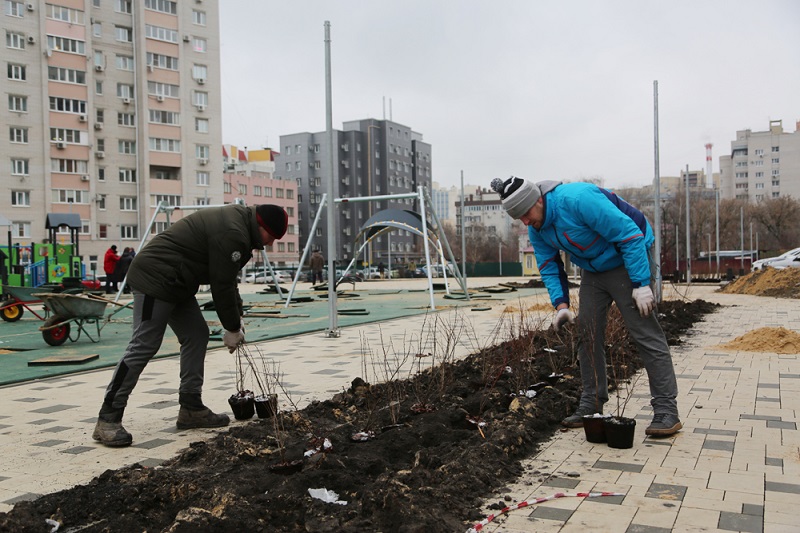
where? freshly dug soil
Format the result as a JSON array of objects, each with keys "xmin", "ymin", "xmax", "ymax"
[
  {"xmin": 0, "ymin": 300, "xmax": 717, "ymax": 533},
  {"xmin": 718, "ymin": 267, "xmax": 800, "ymax": 298},
  {"xmin": 718, "ymin": 326, "xmax": 800, "ymax": 354}
]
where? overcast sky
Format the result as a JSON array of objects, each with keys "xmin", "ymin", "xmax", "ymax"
[{"xmin": 219, "ymin": 1, "xmax": 800, "ymax": 190}]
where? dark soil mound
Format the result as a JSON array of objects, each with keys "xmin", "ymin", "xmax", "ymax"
[{"xmin": 0, "ymin": 300, "xmax": 717, "ymax": 533}]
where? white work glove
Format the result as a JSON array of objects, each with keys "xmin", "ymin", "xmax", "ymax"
[
  {"xmin": 552, "ymin": 308, "xmax": 575, "ymax": 332},
  {"xmin": 632, "ymin": 285, "xmax": 655, "ymax": 317},
  {"xmin": 223, "ymin": 329, "xmax": 245, "ymax": 353}
]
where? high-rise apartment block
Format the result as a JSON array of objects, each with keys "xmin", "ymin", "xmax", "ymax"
[
  {"xmin": 2, "ymin": 0, "xmax": 221, "ymax": 272},
  {"xmin": 274, "ymin": 118, "xmax": 432, "ymax": 265},
  {"xmin": 719, "ymin": 119, "xmax": 800, "ymax": 201}
]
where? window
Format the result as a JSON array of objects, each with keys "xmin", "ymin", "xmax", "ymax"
[
  {"xmin": 46, "ymin": 35, "xmax": 85, "ymax": 54},
  {"xmin": 116, "ymin": 84, "xmax": 134, "ymax": 100},
  {"xmin": 192, "ymin": 91, "xmax": 208, "ymax": 107},
  {"xmin": 120, "ymin": 225, "xmax": 138, "ymax": 240},
  {"xmin": 6, "ymin": 30, "xmax": 24, "ymax": 49},
  {"xmin": 117, "ymin": 112, "xmax": 135, "ymax": 126},
  {"xmin": 11, "ymin": 190, "xmax": 29, "ymax": 206},
  {"xmin": 238, "ymin": 183, "xmax": 247, "ymax": 195},
  {"xmin": 92, "ymin": 22, "xmax": 101, "ymax": 37},
  {"xmin": 9, "ymin": 126, "xmax": 27, "ymax": 143},
  {"xmin": 144, "ymin": 0, "xmax": 176, "ymax": 15},
  {"xmin": 286, "ymin": 190, "xmax": 294, "ymax": 199},
  {"xmin": 48, "ymin": 66, "xmax": 86, "ymax": 84},
  {"xmin": 772, "ymin": 169, "xmax": 780, "ymax": 177},
  {"xmin": 149, "ymin": 110, "xmax": 180, "ymax": 125},
  {"xmin": 98, "ymin": 167, "xmax": 105, "ymax": 181},
  {"xmin": 149, "ymin": 137, "xmax": 180, "ymax": 152},
  {"xmin": 7, "ymin": 63, "xmax": 25, "ymax": 81},
  {"xmin": 195, "ymin": 118, "xmax": 208, "ymax": 133},
  {"xmin": 94, "ymin": 50, "xmax": 104, "ymax": 69},
  {"xmin": 286, "ymin": 207, "xmax": 294, "ymax": 217},
  {"xmin": 192, "ymin": 37, "xmax": 206, "ymax": 52},
  {"xmin": 253, "ymin": 185, "xmax": 261, "ymax": 196},
  {"xmin": 146, "ymin": 52, "xmax": 178, "ymax": 70},
  {"xmin": 151, "ymin": 194, "xmax": 180, "ymax": 207},
  {"xmin": 276, "ymin": 188, "xmax": 284, "ymax": 198},
  {"xmin": 195, "ymin": 145, "xmax": 209, "ymax": 159},
  {"xmin": 223, "ymin": 181, "xmax": 231, "ymax": 194},
  {"xmin": 116, "ymin": 55, "xmax": 134, "ymax": 71},
  {"xmin": 192, "ymin": 10, "xmax": 206, "ymax": 25},
  {"xmin": 50, "ymin": 128, "xmax": 81, "ymax": 143},
  {"xmin": 145, "ymin": 24, "xmax": 177, "ymax": 43},
  {"xmin": 114, "ymin": 25, "xmax": 132, "ymax": 42},
  {"xmin": 192, "ymin": 64, "xmax": 207, "ymax": 80},
  {"xmin": 118, "ymin": 140, "xmax": 136, "ymax": 154},
  {"xmin": 120, "ymin": 196, "xmax": 137, "ymax": 211},
  {"xmin": 52, "ymin": 189, "xmax": 89, "ymax": 204},
  {"xmin": 772, "ymin": 146, "xmax": 779, "ymax": 153},
  {"xmin": 147, "ymin": 81, "xmax": 179, "ymax": 98},
  {"xmin": 8, "ymin": 94, "xmax": 26, "ymax": 112},
  {"xmin": 115, "ymin": 0, "xmax": 132, "ymax": 13},
  {"xmin": 196, "ymin": 171, "xmax": 209, "ymax": 186},
  {"xmin": 96, "ymin": 108, "xmax": 104, "ymax": 123},
  {"xmin": 5, "ymin": 1, "xmax": 24, "ymax": 16},
  {"xmin": 12, "ymin": 221, "xmax": 30, "ymax": 238},
  {"xmin": 46, "ymin": 4, "xmax": 84, "ymax": 24},
  {"xmin": 119, "ymin": 168, "xmax": 136, "ymax": 182},
  {"xmin": 264, "ymin": 187, "xmax": 272, "ymax": 197},
  {"xmin": 772, "ymin": 158, "xmax": 780, "ymax": 165},
  {"xmin": 11, "ymin": 158, "xmax": 28, "ymax": 175},
  {"xmin": 51, "ymin": 159, "xmax": 88, "ymax": 174},
  {"xmin": 96, "ymin": 80, "xmax": 102, "ymax": 94},
  {"xmin": 49, "ymin": 96, "xmax": 87, "ymax": 114}
]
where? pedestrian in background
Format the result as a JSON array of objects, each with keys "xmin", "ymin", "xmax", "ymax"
[
  {"xmin": 309, "ymin": 250, "xmax": 325, "ymax": 284},
  {"xmin": 491, "ymin": 176, "xmax": 682, "ymax": 437},
  {"xmin": 103, "ymin": 245, "xmax": 120, "ymax": 294}
]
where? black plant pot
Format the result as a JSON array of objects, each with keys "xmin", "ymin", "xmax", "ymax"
[
  {"xmin": 228, "ymin": 391, "xmax": 255, "ymax": 420},
  {"xmin": 603, "ymin": 416, "xmax": 636, "ymax": 449},
  {"xmin": 582, "ymin": 415, "xmax": 609, "ymax": 443},
  {"xmin": 254, "ymin": 394, "xmax": 278, "ymax": 419}
]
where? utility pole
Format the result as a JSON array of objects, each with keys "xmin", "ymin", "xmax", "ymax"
[{"xmin": 685, "ymin": 165, "xmax": 691, "ymax": 284}]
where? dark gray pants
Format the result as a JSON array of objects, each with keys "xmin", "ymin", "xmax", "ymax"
[
  {"xmin": 100, "ymin": 290, "xmax": 209, "ymax": 418},
  {"xmin": 576, "ymin": 264, "xmax": 679, "ymax": 417}
]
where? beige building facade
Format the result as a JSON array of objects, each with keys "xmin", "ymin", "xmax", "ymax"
[{"xmin": 2, "ymin": 0, "xmax": 222, "ymax": 272}]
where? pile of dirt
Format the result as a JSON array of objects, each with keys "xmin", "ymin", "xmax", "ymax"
[
  {"xmin": 718, "ymin": 267, "xmax": 800, "ymax": 298},
  {"xmin": 0, "ymin": 300, "xmax": 717, "ymax": 533},
  {"xmin": 718, "ymin": 326, "xmax": 800, "ymax": 354}
]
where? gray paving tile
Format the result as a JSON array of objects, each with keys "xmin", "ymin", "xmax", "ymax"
[
  {"xmin": 143, "ymin": 388, "xmax": 179, "ymax": 395},
  {"xmin": 41, "ymin": 426, "xmax": 72, "ymax": 433},
  {"xmin": 3, "ymin": 493, "xmax": 43, "ymax": 505},
  {"xmin": 541, "ymin": 477, "xmax": 580, "ymax": 489},
  {"xmin": 133, "ymin": 438, "xmax": 175, "ymax": 450},
  {"xmin": 311, "ymin": 368, "xmax": 346, "ymax": 375},
  {"xmin": 676, "ymin": 374, "xmax": 701, "ymax": 379},
  {"xmin": 765, "ymin": 457, "xmax": 783, "ymax": 467},
  {"xmin": 693, "ymin": 427, "xmax": 738, "ymax": 437},
  {"xmin": 29, "ymin": 404, "xmax": 79, "ymax": 414},
  {"xmin": 14, "ymin": 398, "xmax": 45, "ymax": 403},
  {"xmin": 593, "ymin": 460, "xmax": 644, "ymax": 473},
  {"xmin": 765, "ymin": 481, "xmax": 800, "ymax": 495},
  {"xmin": 757, "ymin": 383, "xmax": 779, "ymax": 389},
  {"xmin": 140, "ymin": 400, "xmax": 179, "ymax": 410},
  {"xmin": 646, "ymin": 482, "xmax": 687, "ymax": 501},
  {"xmin": 742, "ymin": 503, "xmax": 763, "ymax": 516},
  {"xmin": 62, "ymin": 446, "xmax": 95, "ymax": 455},
  {"xmin": 692, "ymin": 387, "xmax": 714, "ymax": 392},
  {"xmin": 740, "ymin": 414, "xmax": 782, "ymax": 422},
  {"xmin": 627, "ymin": 525, "xmax": 672, "ymax": 533},
  {"xmin": 138, "ymin": 458, "xmax": 167, "ymax": 468},
  {"xmin": 704, "ymin": 366, "xmax": 742, "ymax": 371},
  {"xmin": 718, "ymin": 511, "xmax": 762, "ymax": 533},
  {"xmin": 28, "ymin": 419, "xmax": 57, "ymax": 425},
  {"xmin": 528, "ymin": 505, "xmax": 573, "ymax": 522},
  {"xmin": 32, "ymin": 440, "xmax": 69, "ymax": 447},
  {"xmin": 589, "ymin": 494, "xmax": 625, "ymax": 504},
  {"xmin": 703, "ymin": 440, "xmax": 735, "ymax": 452},
  {"xmin": 766, "ymin": 420, "xmax": 796, "ymax": 430},
  {"xmin": 755, "ymin": 397, "xmax": 780, "ymax": 403},
  {"xmin": 779, "ymin": 374, "xmax": 800, "ymax": 379}
]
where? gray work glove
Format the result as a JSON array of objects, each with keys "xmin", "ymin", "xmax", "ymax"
[
  {"xmin": 223, "ymin": 329, "xmax": 245, "ymax": 353},
  {"xmin": 552, "ymin": 308, "xmax": 575, "ymax": 332},
  {"xmin": 632, "ymin": 285, "xmax": 655, "ymax": 317}
]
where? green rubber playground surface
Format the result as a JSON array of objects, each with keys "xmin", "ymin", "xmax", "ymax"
[{"xmin": 0, "ymin": 284, "xmax": 544, "ymax": 386}]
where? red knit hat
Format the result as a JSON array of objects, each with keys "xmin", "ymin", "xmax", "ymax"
[{"xmin": 255, "ymin": 204, "xmax": 288, "ymax": 239}]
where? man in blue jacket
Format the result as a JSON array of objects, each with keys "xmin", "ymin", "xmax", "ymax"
[{"xmin": 491, "ymin": 176, "xmax": 681, "ymax": 437}]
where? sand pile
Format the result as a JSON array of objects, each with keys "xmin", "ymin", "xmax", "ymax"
[
  {"xmin": 719, "ymin": 326, "xmax": 800, "ymax": 354},
  {"xmin": 718, "ymin": 267, "xmax": 800, "ymax": 298}
]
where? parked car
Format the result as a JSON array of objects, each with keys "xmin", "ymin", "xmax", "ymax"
[
  {"xmin": 244, "ymin": 270, "xmax": 292, "ymax": 284},
  {"xmin": 751, "ymin": 247, "xmax": 800, "ymax": 271},
  {"xmin": 414, "ymin": 263, "xmax": 455, "ymax": 278}
]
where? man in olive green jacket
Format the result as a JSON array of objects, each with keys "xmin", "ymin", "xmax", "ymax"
[{"xmin": 93, "ymin": 204, "xmax": 288, "ymax": 447}]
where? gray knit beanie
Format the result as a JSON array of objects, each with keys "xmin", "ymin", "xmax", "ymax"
[{"xmin": 490, "ymin": 176, "xmax": 542, "ymax": 219}]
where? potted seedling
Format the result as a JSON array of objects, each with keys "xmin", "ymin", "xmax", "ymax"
[
  {"xmin": 228, "ymin": 345, "xmax": 255, "ymax": 420},
  {"xmin": 602, "ymin": 314, "xmax": 639, "ymax": 449}
]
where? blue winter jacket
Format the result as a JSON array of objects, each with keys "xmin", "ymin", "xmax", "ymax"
[{"xmin": 528, "ymin": 182, "xmax": 654, "ymax": 309}]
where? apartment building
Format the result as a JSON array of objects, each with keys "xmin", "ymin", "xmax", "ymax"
[
  {"xmin": 2, "ymin": 0, "xmax": 222, "ymax": 272},
  {"xmin": 222, "ymin": 145, "xmax": 299, "ymax": 267},
  {"xmin": 274, "ymin": 118, "xmax": 432, "ymax": 265},
  {"xmin": 719, "ymin": 119, "xmax": 800, "ymax": 201}
]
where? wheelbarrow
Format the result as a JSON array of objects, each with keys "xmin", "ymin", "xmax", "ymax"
[
  {"xmin": 0, "ymin": 284, "xmax": 63, "ymax": 322},
  {"xmin": 34, "ymin": 293, "xmax": 109, "ymax": 346}
]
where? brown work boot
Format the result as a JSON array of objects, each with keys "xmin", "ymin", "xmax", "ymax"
[
  {"xmin": 176, "ymin": 407, "xmax": 230, "ymax": 430},
  {"xmin": 92, "ymin": 419, "xmax": 133, "ymax": 447}
]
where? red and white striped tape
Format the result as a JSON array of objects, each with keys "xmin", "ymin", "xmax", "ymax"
[{"xmin": 466, "ymin": 491, "xmax": 625, "ymax": 532}]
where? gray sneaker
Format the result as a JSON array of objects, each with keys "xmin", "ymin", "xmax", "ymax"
[
  {"xmin": 176, "ymin": 407, "xmax": 230, "ymax": 430},
  {"xmin": 562, "ymin": 406, "xmax": 603, "ymax": 428},
  {"xmin": 645, "ymin": 413, "xmax": 682, "ymax": 436},
  {"xmin": 92, "ymin": 419, "xmax": 133, "ymax": 447}
]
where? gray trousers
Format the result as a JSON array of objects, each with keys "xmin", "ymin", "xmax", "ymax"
[
  {"xmin": 100, "ymin": 290, "xmax": 209, "ymax": 417},
  {"xmin": 576, "ymin": 264, "xmax": 679, "ymax": 417}
]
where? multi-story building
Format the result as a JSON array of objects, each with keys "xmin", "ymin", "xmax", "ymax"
[
  {"xmin": 1, "ymin": 0, "xmax": 222, "ymax": 273},
  {"xmin": 222, "ymin": 145, "xmax": 299, "ymax": 267},
  {"xmin": 458, "ymin": 186, "xmax": 513, "ymax": 239},
  {"xmin": 430, "ymin": 180, "xmax": 483, "ymax": 230},
  {"xmin": 274, "ymin": 118, "xmax": 432, "ymax": 266},
  {"xmin": 719, "ymin": 119, "xmax": 800, "ymax": 201}
]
